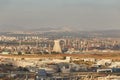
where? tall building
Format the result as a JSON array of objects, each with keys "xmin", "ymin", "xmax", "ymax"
[{"xmin": 53, "ymin": 40, "xmax": 62, "ymax": 53}]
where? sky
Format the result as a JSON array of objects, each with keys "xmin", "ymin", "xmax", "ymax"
[{"xmin": 0, "ymin": 0, "xmax": 120, "ymax": 31}]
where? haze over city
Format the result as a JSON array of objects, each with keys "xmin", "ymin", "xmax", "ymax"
[
  {"xmin": 1, "ymin": 0, "xmax": 120, "ymax": 80},
  {"xmin": 0, "ymin": 0, "xmax": 120, "ymax": 31}
]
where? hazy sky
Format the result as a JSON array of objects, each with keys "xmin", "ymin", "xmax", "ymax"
[{"xmin": 0, "ymin": 0, "xmax": 120, "ymax": 31}]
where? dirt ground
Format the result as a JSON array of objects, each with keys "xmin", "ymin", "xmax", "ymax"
[{"xmin": 1, "ymin": 52, "xmax": 120, "ymax": 61}]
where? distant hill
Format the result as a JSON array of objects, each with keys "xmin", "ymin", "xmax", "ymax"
[
  {"xmin": 89, "ymin": 30, "xmax": 120, "ymax": 38},
  {"xmin": 43, "ymin": 29, "xmax": 120, "ymax": 38},
  {"xmin": 0, "ymin": 25, "xmax": 120, "ymax": 38},
  {"xmin": 0, "ymin": 24, "xmax": 27, "ymax": 32}
]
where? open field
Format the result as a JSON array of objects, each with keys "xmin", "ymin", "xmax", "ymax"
[{"xmin": 1, "ymin": 52, "xmax": 120, "ymax": 61}]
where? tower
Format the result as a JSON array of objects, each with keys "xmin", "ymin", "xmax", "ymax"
[{"xmin": 53, "ymin": 40, "xmax": 62, "ymax": 53}]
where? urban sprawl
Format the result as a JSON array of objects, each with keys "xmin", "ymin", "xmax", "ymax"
[{"xmin": 0, "ymin": 31, "xmax": 120, "ymax": 80}]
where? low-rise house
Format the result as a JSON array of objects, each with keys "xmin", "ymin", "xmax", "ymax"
[
  {"xmin": 109, "ymin": 62, "xmax": 120, "ymax": 68},
  {"xmin": 96, "ymin": 59, "xmax": 112, "ymax": 66},
  {"xmin": 1, "ymin": 51, "xmax": 10, "ymax": 55},
  {"xmin": 98, "ymin": 75, "xmax": 120, "ymax": 80}
]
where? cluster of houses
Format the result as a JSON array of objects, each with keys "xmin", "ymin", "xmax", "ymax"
[{"xmin": 0, "ymin": 56, "xmax": 120, "ymax": 79}]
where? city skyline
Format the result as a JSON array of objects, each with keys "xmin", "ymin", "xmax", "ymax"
[
  {"xmin": 0, "ymin": 1, "xmax": 120, "ymax": 79},
  {"xmin": 0, "ymin": 0, "xmax": 120, "ymax": 31}
]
